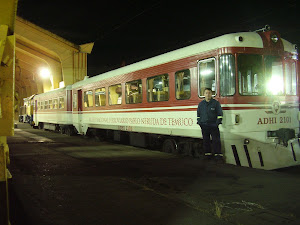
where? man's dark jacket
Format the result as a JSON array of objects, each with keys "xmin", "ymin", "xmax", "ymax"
[{"xmin": 197, "ymin": 99, "xmax": 223, "ymax": 125}]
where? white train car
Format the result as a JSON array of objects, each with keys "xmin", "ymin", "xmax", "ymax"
[
  {"xmin": 33, "ymin": 85, "xmax": 74, "ymax": 134},
  {"xmin": 27, "ymin": 27, "xmax": 299, "ymax": 170},
  {"xmin": 71, "ymin": 28, "xmax": 299, "ymax": 170}
]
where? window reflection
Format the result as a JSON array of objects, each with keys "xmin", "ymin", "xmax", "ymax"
[
  {"xmin": 285, "ymin": 61, "xmax": 296, "ymax": 95},
  {"xmin": 109, "ymin": 84, "xmax": 122, "ymax": 105},
  {"xmin": 198, "ymin": 58, "xmax": 216, "ymax": 96},
  {"xmin": 238, "ymin": 54, "xmax": 263, "ymax": 95},
  {"xmin": 175, "ymin": 69, "xmax": 191, "ymax": 100},
  {"xmin": 147, "ymin": 74, "xmax": 169, "ymax": 102},
  {"xmin": 220, "ymin": 54, "xmax": 235, "ymax": 96},
  {"xmin": 265, "ymin": 56, "xmax": 284, "ymax": 95},
  {"xmin": 84, "ymin": 91, "xmax": 93, "ymax": 107},
  {"xmin": 95, "ymin": 87, "xmax": 106, "ymax": 106},
  {"xmin": 125, "ymin": 80, "xmax": 142, "ymax": 104}
]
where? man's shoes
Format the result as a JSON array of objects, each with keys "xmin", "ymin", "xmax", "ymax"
[
  {"xmin": 214, "ymin": 153, "xmax": 224, "ymax": 162},
  {"xmin": 204, "ymin": 152, "xmax": 213, "ymax": 160}
]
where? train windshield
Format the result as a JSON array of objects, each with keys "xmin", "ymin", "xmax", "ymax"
[
  {"xmin": 238, "ymin": 54, "xmax": 264, "ymax": 95},
  {"xmin": 237, "ymin": 54, "xmax": 295, "ymax": 96},
  {"xmin": 264, "ymin": 55, "xmax": 284, "ymax": 95}
]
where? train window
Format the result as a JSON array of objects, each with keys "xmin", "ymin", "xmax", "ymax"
[
  {"xmin": 125, "ymin": 80, "xmax": 142, "ymax": 104},
  {"xmin": 238, "ymin": 54, "xmax": 263, "ymax": 95},
  {"xmin": 41, "ymin": 101, "xmax": 44, "ymax": 110},
  {"xmin": 265, "ymin": 56, "xmax": 284, "ymax": 95},
  {"xmin": 109, "ymin": 84, "xmax": 122, "ymax": 105},
  {"xmin": 49, "ymin": 99, "xmax": 53, "ymax": 109},
  {"xmin": 59, "ymin": 97, "xmax": 65, "ymax": 109},
  {"xmin": 147, "ymin": 74, "xmax": 169, "ymax": 102},
  {"xmin": 198, "ymin": 58, "xmax": 216, "ymax": 96},
  {"xmin": 73, "ymin": 93, "xmax": 77, "ymax": 109},
  {"xmin": 220, "ymin": 54, "xmax": 235, "ymax": 96},
  {"xmin": 37, "ymin": 102, "xmax": 40, "ymax": 110},
  {"xmin": 175, "ymin": 69, "xmax": 191, "ymax": 100},
  {"xmin": 53, "ymin": 98, "xmax": 58, "ymax": 109},
  {"xmin": 95, "ymin": 87, "xmax": 106, "ymax": 106},
  {"xmin": 45, "ymin": 100, "xmax": 48, "ymax": 110},
  {"xmin": 84, "ymin": 90, "xmax": 94, "ymax": 107},
  {"xmin": 285, "ymin": 61, "xmax": 296, "ymax": 95}
]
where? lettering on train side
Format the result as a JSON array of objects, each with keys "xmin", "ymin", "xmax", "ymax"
[
  {"xmin": 89, "ymin": 117, "xmax": 194, "ymax": 126},
  {"xmin": 257, "ymin": 116, "xmax": 292, "ymax": 125}
]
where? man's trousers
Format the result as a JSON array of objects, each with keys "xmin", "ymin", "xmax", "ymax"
[{"xmin": 200, "ymin": 124, "xmax": 221, "ymax": 155}]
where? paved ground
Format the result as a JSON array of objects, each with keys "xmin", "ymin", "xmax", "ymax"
[{"xmin": 7, "ymin": 123, "xmax": 300, "ymax": 225}]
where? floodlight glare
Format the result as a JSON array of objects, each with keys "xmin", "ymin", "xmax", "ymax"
[{"xmin": 40, "ymin": 68, "xmax": 51, "ymax": 79}]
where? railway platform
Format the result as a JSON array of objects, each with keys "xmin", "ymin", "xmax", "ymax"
[{"xmin": 7, "ymin": 122, "xmax": 300, "ymax": 225}]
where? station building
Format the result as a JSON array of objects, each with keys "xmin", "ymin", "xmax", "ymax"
[{"xmin": 15, "ymin": 16, "xmax": 93, "ymax": 118}]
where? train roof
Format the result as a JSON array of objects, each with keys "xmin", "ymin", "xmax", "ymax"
[
  {"xmin": 72, "ymin": 31, "xmax": 297, "ymax": 89},
  {"xmin": 35, "ymin": 85, "xmax": 72, "ymax": 98}
]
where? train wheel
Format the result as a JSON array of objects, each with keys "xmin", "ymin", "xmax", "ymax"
[
  {"xmin": 163, "ymin": 139, "xmax": 178, "ymax": 154},
  {"xmin": 60, "ymin": 126, "xmax": 65, "ymax": 134},
  {"xmin": 38, "ymin": 122, "xmax": 43, "ymax": 129},
  {"xmin": 65, "ymin": 127, "xmax": 71, "ymax": 136}
]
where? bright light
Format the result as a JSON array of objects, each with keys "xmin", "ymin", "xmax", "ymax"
[
  {"xmin": 266, "ymin": 76, "xmax": 283, "ymax": 95},
  {"xmin": 39, "ymin": 68, "xmax": 51, "ymax": 79},
  {"xmin": 200, "ymin": 69, "xmax": 213, "ymax": 76},
  {"xmin": 59, "ymin": 81, "xmax": 65, "ymax": 88}
]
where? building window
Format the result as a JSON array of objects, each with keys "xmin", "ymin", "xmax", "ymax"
[
  {"xmin": 198, "ymin": 58, "xmax": 216, "ymax": 96},
  {"xmin": 59, "ymin": 97, "xmax": 65, "ymax": 109},
  {"xmin": 73, "ymin": 93, "xmax": 77, "ymax": 109},
  {"xmin": 84, "ymin": 90, "xmax": 93, "ymax": 107},
  {"xmin": 147, "ymin": 74, "xmax": 169, "ymax": 102},
  {"xmin": 53, "ymin": 98, "xmax": 58, "ymax": 109},
  {"xmin": 109, "ymin": 84, "xmax": 122, "ymax": 105},
  {"xmin": 49, "ymin": 99, "xmax": 53, "ymax": 109},
  {"xmin": 175, "ymin": 69, "xmax": 191, "ymax": 100},
  {"xmin": 220, "ymin": 54, "xmax": 235, "ymax": 96},
  {"xmin": 95, "ymin": 87, "xmax": 106, "ymax": 107},
  {"xmin": 125, "ymin": 80, "xmax": 142, "ymax": 104}
]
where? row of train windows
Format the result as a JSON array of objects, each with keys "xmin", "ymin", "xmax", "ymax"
[
  {"xmin": 37, "ymin": 54, "xmax": 297, "ymax": 110},
  {"xmin": 79, "ymin": 54, "xmax": 297, "ymax": 108},
  {"xmin": 199, "ymin": 54, "xmax": 297, "ymax": 96},
  {"xmin": 37, "ymin": 97, "xmax": 65, "ymax": 110},
  {"xmin": 78, "ymin": 69, "xmax": 191, "ymax": 108}
]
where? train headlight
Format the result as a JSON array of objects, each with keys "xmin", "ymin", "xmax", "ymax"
[
  {"xmin": 266, "ymin": 76, "xmax": 283, "ymax": 95},
  {"xmin": 244, "ymin": 139, "xmax": 250, "ymax": 145},
  {"xmin": 270, "ymin": 34, "xmax": 279, "ymax": 43}
]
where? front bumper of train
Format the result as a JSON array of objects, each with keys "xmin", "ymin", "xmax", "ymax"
[{"xmin": 223, "ymin": 137, "xmax": 300, "ymax": 170}]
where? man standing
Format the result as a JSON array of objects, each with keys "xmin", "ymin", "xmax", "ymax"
[{"xmin": 197, "ymin": 88, "xmax": 223, "ymax": 160}]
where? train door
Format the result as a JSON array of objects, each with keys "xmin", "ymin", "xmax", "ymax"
[
  {"xmin": 34, "ymin": 99, "xmax": 37, "ymax": 124},
  {"xmin": 77, "ymin": 89, "xmax": 83, "ymax": 133},
  {"xmin": 78, "ymin": 89, "xmax": 82, "ymax": 112}
]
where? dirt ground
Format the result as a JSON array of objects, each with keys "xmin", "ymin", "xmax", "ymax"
[{"xmin": 7, "ymin": 123, "xmax": 300, "ymax": 225}]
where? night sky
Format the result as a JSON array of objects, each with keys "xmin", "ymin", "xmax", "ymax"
[{"xmin": 17, "ymin": 0, "xmax": 299, "ymax": 76}]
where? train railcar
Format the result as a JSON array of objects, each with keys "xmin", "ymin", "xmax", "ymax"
[
  {"xmin": 24, "ymin": 27, "xmax": 299, "ymax": 170},
  {"xmin": 71, "ymin": 27, "xmax": 299, "ymax": 170},
  {"xmin": 32, "ymin": 85, "xmax": 75, "ymax": 134}
]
